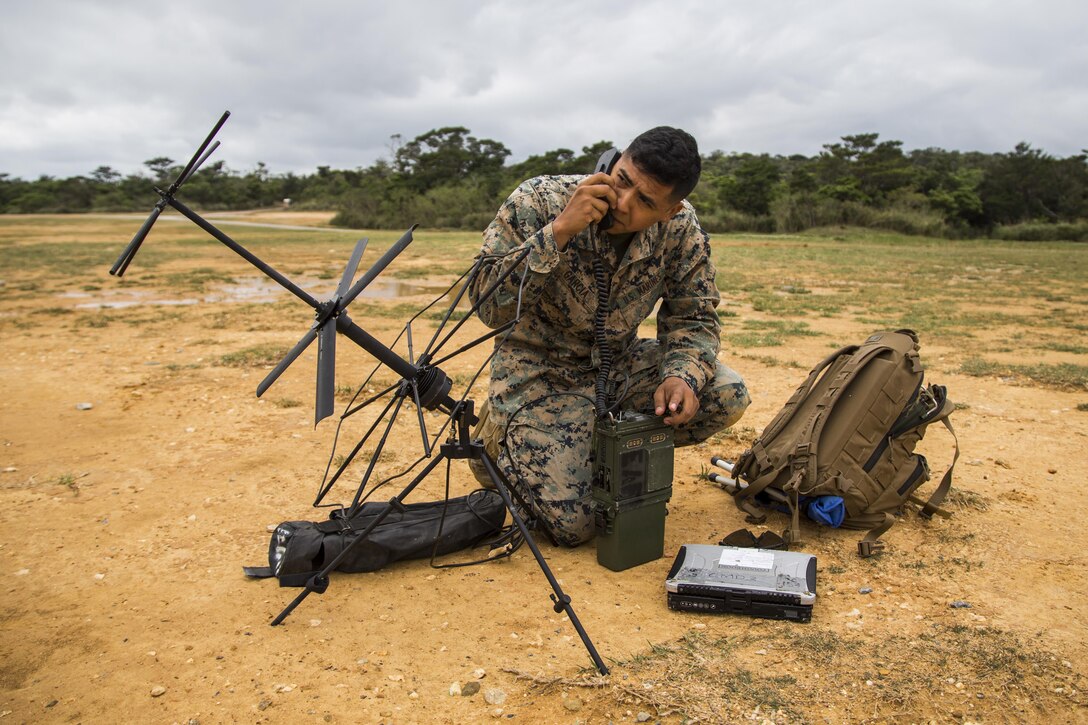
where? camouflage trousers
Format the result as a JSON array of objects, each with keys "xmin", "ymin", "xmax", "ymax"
[{"xmin": 471, "ymin": 339, "xmax": 750, "ymax": 546}]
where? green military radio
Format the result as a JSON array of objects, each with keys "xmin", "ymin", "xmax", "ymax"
[{"xmin": 591, "ymin": 412, "xmax": 674, "ymax": 571}]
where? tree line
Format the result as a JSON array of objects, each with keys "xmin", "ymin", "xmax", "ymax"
[{"xmin": 2, "ymin": 127, "xmax": 1086, "ymax": 240}]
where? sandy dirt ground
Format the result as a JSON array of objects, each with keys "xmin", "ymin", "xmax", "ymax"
[{"xmin": 1, "ymin": 212, "xmax": 1086, "ymax": 724}]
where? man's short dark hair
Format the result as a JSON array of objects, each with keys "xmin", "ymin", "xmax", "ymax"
[{"xmin": 625, "ymin": 127, "xmax": 701, "ymax": 203}]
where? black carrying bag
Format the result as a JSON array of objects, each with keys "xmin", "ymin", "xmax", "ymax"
[{"xmin": 244, "ymin": 490, "xmax": 507, "ymax": 586}]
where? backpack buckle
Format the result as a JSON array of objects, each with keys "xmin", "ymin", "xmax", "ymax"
[
  {"xmin": 857, "ymin": 539, "xmax": 885, "ymax": 558},
  {"xmin": 919, "ymin": 386, "xmax": 939, "ymax": 419},
  {"xmin": 788, "ymin": 444, "xmax": 811, "ymax": 477}
]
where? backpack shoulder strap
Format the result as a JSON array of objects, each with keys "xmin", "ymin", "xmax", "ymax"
[
  {"xmin": 756, "ymin": 343, "xmax": 859, "ymax": 444},
  {"xmin": 919, "ymin": 413, "xmax": 959, "ymax": 518},
  {"xmin": 780, "ymin": 337, "xmax": 922, "ymax": 545},
  {"xmin": 789, "ymin": 339, "xmax": 908, "ymax": 488},
  {"xmin": 733, "ymin": 344, "xmax": 858, "ymax": 517}
]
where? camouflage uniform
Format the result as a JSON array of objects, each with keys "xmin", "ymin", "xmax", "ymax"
[{"xmin": 469, "ymin": 175, "xmax": 750, "ymax": 545}]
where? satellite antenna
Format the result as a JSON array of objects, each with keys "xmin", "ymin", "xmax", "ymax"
[{"xmin": 109, "ymin": 112, "xmax": 609, "ymax": 675}]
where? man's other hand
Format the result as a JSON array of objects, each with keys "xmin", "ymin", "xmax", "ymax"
[
  {"xmin": 552, "ymin": 172, "xmax": 616, "ymax": 250},
  {"xmin": 654, "ymin": 376, "xmax": 699, "ymax": 426}
]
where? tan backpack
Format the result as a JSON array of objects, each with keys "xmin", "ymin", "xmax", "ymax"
[{"xmin": 730, "ymin": 330, "xmax": 959, "ymax": 556}]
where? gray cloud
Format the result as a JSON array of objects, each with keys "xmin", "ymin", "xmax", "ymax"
[{"xmin": 1, "ymin": 0, "xmax": 1085, "ymax": 180}]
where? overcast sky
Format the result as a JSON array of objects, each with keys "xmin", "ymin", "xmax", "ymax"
[{"xmin": 2, "ymin": 0, "xmax": 1085, "ymax": 180}]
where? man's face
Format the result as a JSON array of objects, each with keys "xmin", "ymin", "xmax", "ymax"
[{"xmin": 604, "ymin": 155, "xmax": 686, "ymax": 235}]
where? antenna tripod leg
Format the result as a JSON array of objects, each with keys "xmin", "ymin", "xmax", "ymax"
[{"xmin": 476, "ymin": 447, "xmax": 610, "ymax": 675}]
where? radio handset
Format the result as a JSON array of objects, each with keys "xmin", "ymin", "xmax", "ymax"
[{"xmin": 593, "ymin": 148, "xmax": 621, "ymax": 231}]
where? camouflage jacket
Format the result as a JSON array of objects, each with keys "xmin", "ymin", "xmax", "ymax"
[{"xmin": 470, "ymin": 174, "xmax": 721, "ymax": 421}]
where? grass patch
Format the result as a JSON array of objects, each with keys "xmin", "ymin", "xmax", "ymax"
[
  {"xmin": 725, "ymin": 319, "xmax": 818, "ymax": 347},
  {"xmin": 390, "ymin": 265, "xmax": 441, "ymax": 279},
  {"xmin": 727, "ymin": 333, "xmax": 782, "ymax": 347},
  {"xmin": 74, "ymin": 313, "xmax": 116, "ymax": 328},
  {"xmin": 580, "ymin": 621, "xmax": 1085, "ymax": 722},
  {"xmin": 734, "ymin": 352, "xmax": 807, "ymax": 369},
  {"xmin": 777, "ymin": 628, "xmax": 861, "ymax": 666},
  {"xmin": 0, "ymin": 240, "xmax": 144, "ymax": 276},
  {"xmin": 165, "ymin": 363, "xmax": 202, "ymax": 372},
  {"xmin": 959, "ymin": 357, "xmax": 1088, "ymax": 390},
  {"xmin": 218, "ymin": 343, "xmax": 288, "ymax": 368},
  {"xmin": 1038, "ymin": 341, "xmax": 1088, "ymax": 355},
  {"xmin": 56, "ymin": 472, "xmax": 80, "ymax": 494},
  {"xmin": 424, "ymin": 308, "xmax": 472, "ymax": 323},
  {"xmin": 366, "ymin": 302, "xmax": 427, "ymax": 320},
  {"xmin": 749, "ymin": 290, "xmax": 844, "ymax": 316},
  {"xmin": 945, "ymin": 487, "xmax": 991, "ymax": 512},
  {"xmin": 161, "ymin": 267, "xmax": 236, "ymax": 291},
  {"xmin": 857, "ymin": 301, "xmax": 1004, "ymax": 337}
]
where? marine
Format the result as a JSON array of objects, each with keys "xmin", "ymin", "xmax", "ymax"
[{"xmin": 468, "ymin": 127, "xmax": 750, "ymax": 545}]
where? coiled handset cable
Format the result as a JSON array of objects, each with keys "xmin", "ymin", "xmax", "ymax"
[{"xmin": 592, "ymin": 252, "xmax": 614, "ymax": 419}]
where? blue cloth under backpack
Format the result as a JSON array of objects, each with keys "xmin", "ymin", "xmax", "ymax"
[{"xmin": 805, "ymin": 495, "xmax": 846, "ymax": 527}]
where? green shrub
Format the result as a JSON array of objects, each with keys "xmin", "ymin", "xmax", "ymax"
[
  {"xmin": 698, "ymin": 209, "xmax": 775, "ymax": 234},
  {"xmin": 991, "ymin": 222, "xmax": 1088, "ymax": 242}
]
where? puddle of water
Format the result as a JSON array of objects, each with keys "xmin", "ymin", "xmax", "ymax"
[
  {"xmin": 62, "ymin": 289, "xmax": 199, "ymax": 309},
  {"xmin": 77, "ymin": 299, "xmax": 199, "ymax": 310},
  {"xmin": 62, "ymin": 276, "xmax": 466, "ymax": 309},
  {"xmin": 205, "ymin": 276, "xmax": 454, "ymax": 303},
  {"xmin": 202, "ymin": 276, "xmax": 318, "ymax": 304}
]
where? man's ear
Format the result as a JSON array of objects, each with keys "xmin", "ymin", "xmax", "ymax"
[{"xmin": 664, "ymin": 200, "xmax": 685, "ymax": 220}]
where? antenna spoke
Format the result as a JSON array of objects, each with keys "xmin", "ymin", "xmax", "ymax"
[
  {"xmin": 109, "ymin": 203, "xmax": 164, "ymax": 276},
  {"xmin": 315, "ymin": 322, "xmax": 337, "ymax": 425},
  {"xmin": 257, "ymin": 326, "xmax": 319, "ymax": 397},
  {"xmin": 337, "ymin": 238, "xmax": 369, "ymax": 300},
  {"xmin": 108, "ymin": 111, "xmax": 230, "ymax": 277},
  {"xmin": 178, "ymin": 140, "xmax": 221, "ymax": 187},
  {"xmin": 341, "ymin": 225, "xmax": 417, "ymax": 309},
  {"xmin": 170, "ymin": 111, "xmax": 231, "ymax": 194}
]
